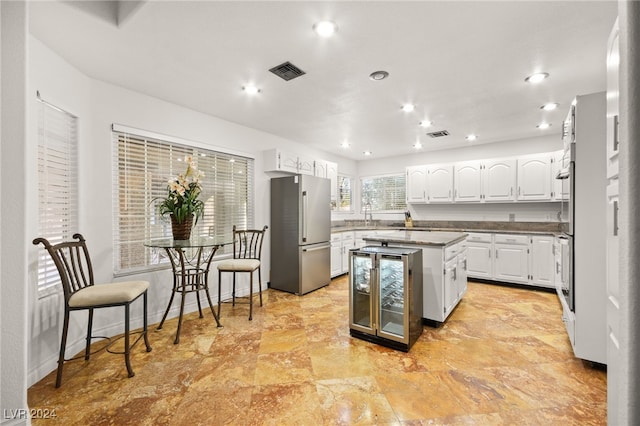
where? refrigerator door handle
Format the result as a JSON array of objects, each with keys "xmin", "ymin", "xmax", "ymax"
[
  {"xmin": 302, "ymin": 244, "xmax": 331, "ymax": 252},
  {"xmin": 371, "ymin": 265, "xmax": 378, "ymax": 331},
  {"xmin": 302, "ymin": 190, "xmax": 308, "ymax": 242}
]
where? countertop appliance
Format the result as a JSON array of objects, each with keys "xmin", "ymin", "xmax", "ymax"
[
  {"xmin": 270, "ymin": 174, "xmax": 331, "ymax": 295},
  {"xmin": 349, "ymin": 246, "xmax": 423, "ymax": 352},
  {"xmin": 554, "ymin": 92, "xmax": 607, "ymax": 365}
]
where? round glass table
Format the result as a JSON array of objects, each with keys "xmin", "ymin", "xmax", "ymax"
[{"xmin": 144, "ymin": 236, "xmax": 231, "ymax": 344}]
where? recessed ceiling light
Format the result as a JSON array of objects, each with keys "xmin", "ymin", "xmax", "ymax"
[
  {"xmin": 369, "ymin": 70, "xmax": 389, "ymax": 81},
  {"xmin": 466, "ymin": 134, "xmax": 477, "ymax": 141},
  {"xmin": 537, "ymin": 122, "xmax": 552, "ymax": 129},
  {"xmin": 414, "ymin": 141, "xmax": 423, "ymax": 149},
  {"xmin": 242, "ymin": 85, "xmax": 260, "ymax": 95},
  {"xmin": 525, "ymin": 72, "xmax": 549, "ymax": 83},
  {"xmin": 363, "ymin": 151, "xmax": 372, "ymax": 156},
  {"xmin": 313, "ymin": 21, "xmax": 338, "ymax": 37},
  {"xmin": 419, "ymin": 120, "xmax": 432, "ymax": 128},
  {"xmin": 401, "ymin": 104, "xmax": 415, "ymax": 113},
  {"xmin": 541, "ymin": 102, "xmax": 559, "ymax": 111},
  {"xmin": 340, "ymin": 141, "xmax": 350, "ymax": 149}
]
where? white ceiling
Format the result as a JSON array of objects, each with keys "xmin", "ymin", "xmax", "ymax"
[{"xmin": 29, "ymin": 1, "xmax": 618, "ymax": 160}]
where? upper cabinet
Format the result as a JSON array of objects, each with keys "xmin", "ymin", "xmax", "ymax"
[
  {"xmin": 264, "ymin": 149, "xmax": 300, "ymax": 174},
  {"xmin": 315, "ymin": 159, "xmax": 338, "ymax": 203},
  {"xmin": 406, "ymin": 165, "xmax": 428, "ymax": 203},
  {"xmin": 517, "ymin": 153, "xmax": 552, "ymax": 201},
  {"xmin": 454, "ymin": 158, "xmax": 516, "ymax": 203},
  {"xmin": 483, "ymin": 158, "xmax": 517, "ymax": 202},
  {"xmin": 427, "ymin": 164, "xmax": 454, "ymax": 203},
  {"xmin": 454, "ymin": 161, "xmax": 482, "ymax": 202},
  {"xmin": 406, "ymin": 151, "xmax": 558, "ymax": 205},
  {"xmin": 297, "ymin": 155, "xmax": 314, "ymax": 176},
  {"xmin": 264, "ymin": 149, "xmax": 338, "ymax": 203}
]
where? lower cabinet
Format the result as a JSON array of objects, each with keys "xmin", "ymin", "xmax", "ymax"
[
  {"xmin": 493, "ymin": 234, "xmax": 530, "ymax": 284},
  {"xmin": 331, "ymin": 232, "xmax": 354, "ymax": 277},
  {"xmin": 467, "ymin": 232, "xmax": 555, "ymax": 289}
]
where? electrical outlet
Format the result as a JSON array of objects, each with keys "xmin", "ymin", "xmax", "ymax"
[{"xmin": 509, "ymin": 213, "xmax": 515, "ymax": 222}]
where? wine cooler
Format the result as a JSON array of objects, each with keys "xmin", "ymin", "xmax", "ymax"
[{"xmin": 349, "ymin": 246, "xmax": 423, "ymax": 351}]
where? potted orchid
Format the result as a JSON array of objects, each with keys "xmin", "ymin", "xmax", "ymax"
[{"xmin": 158, "ymin": 156, "xmax": 205, "ymax": 239}]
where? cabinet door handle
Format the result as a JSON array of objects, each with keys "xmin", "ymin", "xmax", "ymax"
[
  {"xmin": 495, "ymin": 249, "xmax": 498, "ymax": 259},
  {"xmin": 613, "ymin": 200, "xmax": 619, "ymax": 236},
  {"xmin": 614, "ymin": 115, "xmax": 620, "ymax": 152},
  {"xmin": 518, "ymin": 187, "xmax": 521, "ymax": 196}
]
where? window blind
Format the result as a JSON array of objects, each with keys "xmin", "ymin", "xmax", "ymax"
[
  {"xmin": 36, "ymin": 96, "xmax": 78, "ymax": 296},
  {"xmin": 361, "ymin": 174, "xmax": 406, "ymax": 212},
  {"xmin": 113, "ymin": 130, "xmax": 254, "ymax": 274},
  {"xmin": 337, "ymin": 175, "xmax": 353, "ymax": 212}
]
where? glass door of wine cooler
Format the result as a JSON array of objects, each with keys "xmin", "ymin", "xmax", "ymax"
[
  {"xmin": 377, "ymin": 255, "xmax": 407, "ymax": 343},
  {"xmin": 350, "ymin": 252, "xmax": 374, "ymax": 333}
]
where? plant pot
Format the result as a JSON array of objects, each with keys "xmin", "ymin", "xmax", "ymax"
[{"xmin": 170, "ymin": 214, "xmax": 194, "ymax": 240}]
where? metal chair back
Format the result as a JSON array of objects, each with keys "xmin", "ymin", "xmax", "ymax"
[
  {"xmin": 33, "ymin": 233, "xmax": 94, "ymax": 304},
  {"xmin": 232, "ymin": 225, "xmax": 268, "ymax": 260}
]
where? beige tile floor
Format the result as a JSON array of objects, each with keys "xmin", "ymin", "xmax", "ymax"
[{"xmin": 28, "ymin": 277, "xmax": 607, "ymax": 425}]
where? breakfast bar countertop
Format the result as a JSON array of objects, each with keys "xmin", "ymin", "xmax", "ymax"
[{"xmin": 362, "ymin": 230, "xmax": 467, "ymax": 247}]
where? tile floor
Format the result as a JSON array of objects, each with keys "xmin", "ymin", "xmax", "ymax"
[{"xmin": 28, "ymin": 277, "xmax": 607, "ymax": 425}]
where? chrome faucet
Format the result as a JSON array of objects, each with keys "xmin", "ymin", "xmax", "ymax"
[{"xmin": 364, "ymin": 202, "xmax": 373, "ymax": 226}]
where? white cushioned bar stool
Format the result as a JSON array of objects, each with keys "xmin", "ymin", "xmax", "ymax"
[
  {"xmin": 217, "ymin": 225, "xmax": 268, "ymax": 320},
  {"xmin": 33, "ymin": 233, "xmax": 152, "ymax": 387}
]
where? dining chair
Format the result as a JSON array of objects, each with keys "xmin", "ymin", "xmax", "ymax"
[
  {"xmin": 217, "ymin": 225, "xmax": 268, "ymax": 320},
  {"xmin": 33, "ymin": 234, "xmax": 152, "ymax": 388}
]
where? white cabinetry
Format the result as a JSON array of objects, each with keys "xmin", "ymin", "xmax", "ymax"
[
  {"xmin": 483, "ymin": 158, "xmax": 517, "ymax": 202},
  {"xmin": 444, "ymin": 257, "xmax": 459, "ymax": 314},
  {"xmin": 330, "ymin": 233, "xmax": 343, "ymax": 277},
  {"xmin": 454, "ymin": 161, "xmax": 482, "ymax": 202},
  {"xmin": 427, "ymin": 164, "xmax": 454, "ymax": 203},
  {"xmin": 330, "ymin": 231, "xmax": 354, "ymax": 277},
  {"xmin": 406, "ymin": 152, "xmax": 558, "ymax": 205},
  {"xmin": 264, "ymin": 149, "xmax": 330, "ymax": 177},
  {"xmin": 530, "ymin": 235, "xmax": 555, "ymax": 287},
  {"xmin": 493, "ymin": 234, "xmax": 530, "ymax": 284},
  {"xmin": 457, "ymin": 245, "xmax": 468, "ymax": 298},
  {"xmin": 315, "ymin": 159, "xmax": 338, "ymax": 205},
  {"xmin": 264, "ymin": 149, "xmax": 300, "ymax": 174},
  {"xmin": 466, "ymin": 233, "xmax": 493, "ymax": 279},
  {"xmin": 466, "ymin": 232, "xmax": 555, "ymax": 289},
  {"xmin": 454, "ymin": 158, "xmax": 517, "ymax": 203},
  {"xmin": 552, "ymin": 150, "xmax": 567, "ymax": 201},
  {"xmin": 606, "ymin": 19, "xmax": 620, "ymax": 422},
  {"xmin": 517, "ymin": 153, "xmax": 552, "ymax": 201},
  {"xmin": 406, "ymin": 165, "xmax": 428, "ymax": 203}
]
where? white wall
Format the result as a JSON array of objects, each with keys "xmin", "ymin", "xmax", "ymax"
[
  {"xmin": 353, "ymin": 135, "xmax": 563, "ymax": 222},
  {"xmin": 26, "ymin": 36, "xmax": 356, "ymax": 385},
  {"xmin": 1, "ymin": 1, "xmax": 30, "ymax": 422}
]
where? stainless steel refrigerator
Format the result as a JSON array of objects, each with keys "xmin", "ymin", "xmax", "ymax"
[{"xmin": 270, "ymin": 175, "xmax": 331, "ymax": 295}]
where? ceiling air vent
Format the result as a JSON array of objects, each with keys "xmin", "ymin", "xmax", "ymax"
[
  {"xmin": 426, "ymin": 130, "xmax": 450, "ymax": 138},
  {"xmin": 269, "ymin": 61, "xmax": 306, "ymax": 81}
]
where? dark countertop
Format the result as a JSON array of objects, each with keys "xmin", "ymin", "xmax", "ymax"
[
  {"xmin": 362, "ymin": 230, "xmax": 468, "ymax": 247},
  {"xmin": 332, "ymin": 220, "xmax": 563, "ymax": 235}
]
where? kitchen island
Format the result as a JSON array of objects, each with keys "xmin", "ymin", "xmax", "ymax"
[{"xmin": 363, "ymin": 230, "xmax": 468, "ymax": 325}]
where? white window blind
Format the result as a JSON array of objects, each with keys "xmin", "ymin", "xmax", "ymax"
[
  {"xmin": 113, "ymin": 129, "xmax": 254, "ymax": 274},
  {"xmin": 337, "ymin": 175, "xmax": 353, "ymax": 212},
  {"xmin": 36, "ymin": 96, "xmax": 78, "ymax": 296},
  {"xmin": 361, "ymin": 174, "xmax": 406, "ymax": 212}
]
